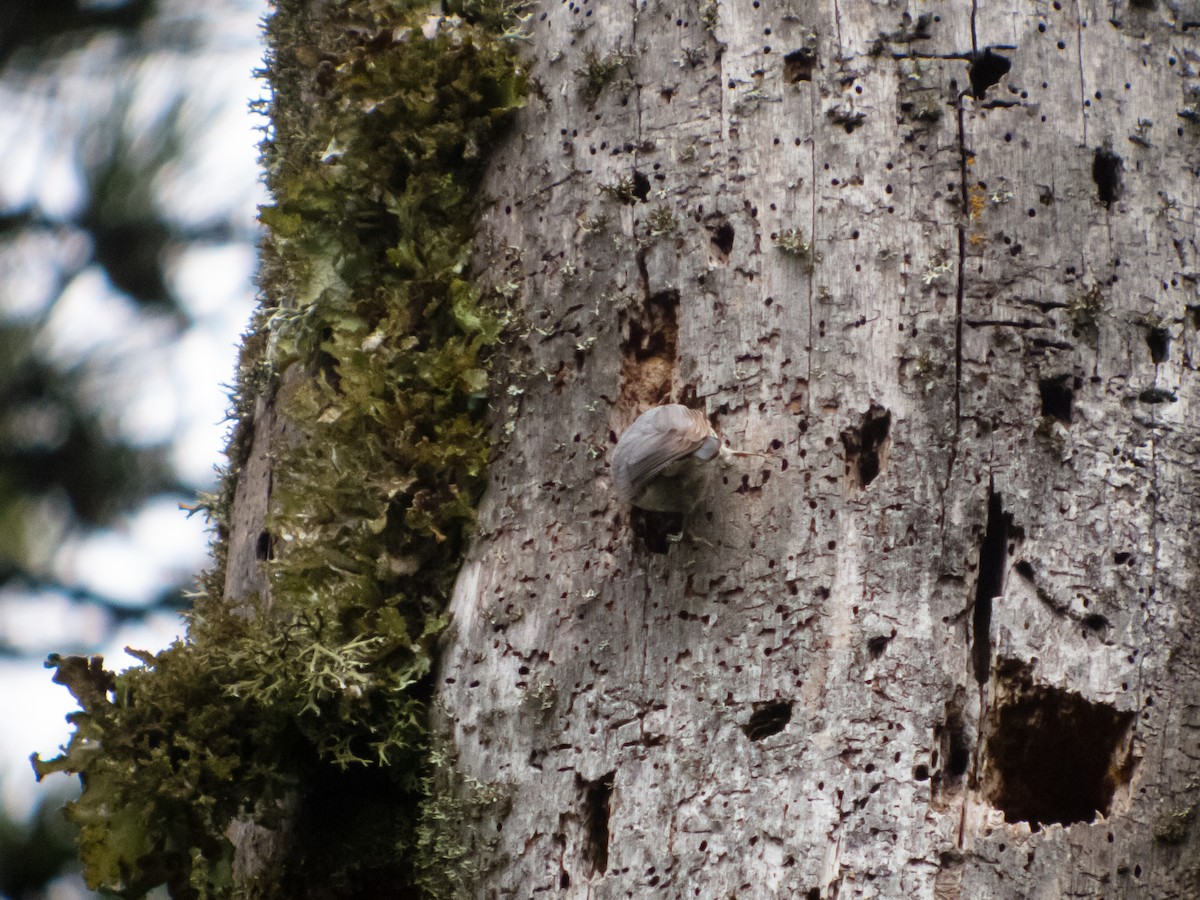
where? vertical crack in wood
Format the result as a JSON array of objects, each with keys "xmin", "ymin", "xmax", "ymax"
[
  {"xmin": 1141, "ymin": 434, "xmax": 1160, "ymax": 723},
  {"xmin": 953, "ymin": 94, "xmax": 968, "ymax": 443},
  {"xmin": 630, "ymin": 0, "xmax": 642, "ymax": 168},
  {"xmin": 806, "ymin": 139, "xmax": 817, "ymax": 409},
  {"xmin": 832, "ymin": 0, "xmax": 843, "ymax": 61},
  {"xmin": 934, "ymin": 62, "xmax": 974, "ymax": 525},
  {"xmin": 635, "ymin": 247, "xmax": 651, "ymax": 304},
  {"xmin": 971, "ymin": 485, "xmax": 1009, "ymax": 684},
  {"xmin": 1072, "ymin": 0, "xmax": 1089, "ymax": 146}
]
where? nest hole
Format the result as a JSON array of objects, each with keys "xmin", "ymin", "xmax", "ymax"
[
  {"xmin": 618, "ymin": 289, "xmax": 679, "ymax": 412},
  {"xmin": 969, "ymin": 48, "xmax": 1012, "ymax": 98},
  {"xmin": 840, "ymin": 404, "xmax": 891, "ymax": 490},
  {"xmin": 742, "ymin": 700, "xmax": 793, "ymax": 740},
  {"xmin": 578, "ymin": 772, "xmax": 615, "ymax": 877},
  {"xmin": 784, "ymin": 47, "xmax": 816, "ymax": 83},
  {"xmin": 1093, "ymin": 148, "xmax": 1122, "ymax": 207},
  {"xmin": 984, "ymin": 661, "xmax": 1136, "ymax": 829},
  {"xmin": 1038, "ymin": 375, "xmax": 1075, "ymax": 423}
]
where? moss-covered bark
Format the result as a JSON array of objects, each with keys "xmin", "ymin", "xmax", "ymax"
[{"xmin": 32, "ymin": 1, "xmax": 526, "ymax": 896}]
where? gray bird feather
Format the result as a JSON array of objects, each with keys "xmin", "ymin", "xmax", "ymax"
[{"xmin": 612, "ymin": 405, "xmax": 722, "ymax": 512}]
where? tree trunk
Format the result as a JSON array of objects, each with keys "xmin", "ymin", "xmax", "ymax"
[{"xmin": 436, "ymin": 1, "xmax": 1200, "ymax": 897}]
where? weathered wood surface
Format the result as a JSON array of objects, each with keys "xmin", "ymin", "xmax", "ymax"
[{"xmin": 436, "ymin": 1, "xmax": 1200, "ymax": 896}]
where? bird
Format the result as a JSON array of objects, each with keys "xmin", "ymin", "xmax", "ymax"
[{"xmin": 611, "ymin": 404, "xmax": 758, "ymax": 513}]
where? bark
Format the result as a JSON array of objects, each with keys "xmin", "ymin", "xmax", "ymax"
[{"xmin": 435, "ymin": 1, "xmax": 1200, "ymax": 897}]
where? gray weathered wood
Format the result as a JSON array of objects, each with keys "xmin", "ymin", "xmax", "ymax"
[{"xmin": 435, "ymin": 0, "xmax": 1200, "ymax": 896}]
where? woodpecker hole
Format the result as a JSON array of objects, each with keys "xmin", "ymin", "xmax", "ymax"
[
  {"xmin": 618, "ymin": 289, "xmax": 679, "ymax": 413},
  {"xmin": 867, "ymin": 631, "xmax": 894, "ymax": 659},
  {"xmin": 933, "ymin": 689, "xmax": 972, "ymax": 804},
  {"xmin": 1138, "ymin": 387, "xmax": 1176, "ymax": 404},
  {"xmin": 630, "ymin": 508, "xmax": 684, "ymax": 555},
  {"xmin": 709, "ymin": 218, "xmax": 735, "ymax": 260},
  {"xmin": 840, "ymin": 404, "xmax": 891, "ymax": 490},
  {"xmin": 784, "ymin": 47, "xmax": 816, "ymax": 83},
  {"xmin": 969, "ymin": 48, "xmax": 1012, "ymax": 98},
  {"xmin": 631, "ymin": 170, "xmax": 651, "ymax": 202},
  {"xmin": 1092, "ymin": 148, "xmax": 1122, "ymax": 206},
  {"xmin": 984, "ymin": 659, "xmax": 1136, "ymax": 830},
  {"xmin": 972, "ymin": 488, "xmax": 1012, "ymax": 684},
  {"xmin": 1038, "ymin": 375, "xmax": 1075, "ymax": 423},
  {"xmin": 742, "ymin": 700, "xmax": 793, "ymax": 740},
  {"xmin": 946, "ymin": 719, "xmax": 971, "ymax": 779},
  {"xmin": 579, "ymin": 771, "xmax": 615, "ymax": 877},
  {"xmin": 1146, "ymin": 326, "xmax": 1169, "ymax": 364}
]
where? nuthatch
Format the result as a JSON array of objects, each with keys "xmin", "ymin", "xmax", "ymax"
[{"xmin": 612, "ymin": 404, "xmax": 759, "ymax": 513}]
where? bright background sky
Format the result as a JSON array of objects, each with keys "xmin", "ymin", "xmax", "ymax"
[{"xmin": 0, "ymin": 0, "xmax": 268, "ymax": 827}]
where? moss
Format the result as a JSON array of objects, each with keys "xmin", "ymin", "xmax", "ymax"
[{"xmin": 33, "ymin": 0, "xmax": 527, "ymax": 896}]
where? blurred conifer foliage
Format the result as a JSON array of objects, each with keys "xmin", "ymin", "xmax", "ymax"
[
  {"xmin": 0, "ymin": 0, "xmax": 259, "ymax": 636},
  {"xmin": 0, "ymin": 781, "xmax": 81, "ymax": 899},
  {"xmin": 1, "ymin": 0, "xmax": 259, "ymax": 894},
  {"xmin": 0, "ymin": 1, "xmax": 156, "ymax": 69}
]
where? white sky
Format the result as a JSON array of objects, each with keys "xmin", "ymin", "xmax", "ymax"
[{"xmin": 0, "ymin": 0, "xmax": 268, "ymax": 822}]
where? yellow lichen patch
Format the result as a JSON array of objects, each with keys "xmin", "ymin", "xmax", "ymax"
[{"xmin": 968, "ymin": 183, "xmax": 987, "ymax": 220}]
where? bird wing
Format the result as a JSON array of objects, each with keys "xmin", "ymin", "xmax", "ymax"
[{"xmin": 612, "ymin": 405, "xmax": 716, "ymax": 503}]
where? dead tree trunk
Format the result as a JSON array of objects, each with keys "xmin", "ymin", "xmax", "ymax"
[{"xmin": 437, "ymin": 1, "xmax": 1200, "ymax": 897}]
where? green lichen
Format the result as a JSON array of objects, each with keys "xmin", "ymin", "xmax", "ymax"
[
  {"xmin": 599, "ymin": 174, "xmax": 640, "ymax": 205},
  {"xmin": 774, "ymin": 227, "xmax": 819, "ymax": 271},
  {"xmin": 1067, "ymin": 283, "xmax": 1105, "ymax": 331},
  {"xmin": 580, "ymin": 210, "xmax": 612, "ymax": 235},
  {"xmin": 1156, "ymin": 803, "xmax": 1196, "ymax": 844},
  {"xmin": 33, "ymin": 0, "xmax": 527, "ymax": 895},
  {"xmin": 412, "ymin": 749, "xmax": 512, "ymax": 900},
  {"xmin": 576, "ymin": 48, "xmax": 631, "ymax": 108},
  {"xmin": 644, "ymin": 205, "xmax": 678, "ymax": 241},
  {"xmin": 911, "ymin": 352, "xmax": 944, "ymax": 394}
]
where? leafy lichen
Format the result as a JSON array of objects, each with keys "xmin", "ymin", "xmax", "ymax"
[
  {"xmin": 33, "ymin": 0, "xmax": 526, "ymax": 895},
  {"xmin": 1155, "ymin": 801, "xmax": 1196, "ymax": 845},
  {"xmin": 774, "ymin": 227, "xmax": 819, "ymax": 272},
  {"xmin": 1067, "ymin": 282, "xmax": 1105, "ymax": 336},
  {"xmin": 575, "ymin": 47, "xmax": 631, "ymax": 108}
]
